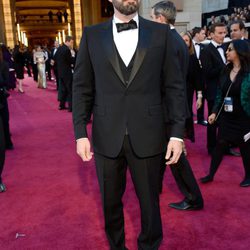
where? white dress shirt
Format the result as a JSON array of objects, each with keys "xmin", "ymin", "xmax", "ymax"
[
  {"xmin": 112, "ymin": 14, "xmax": 139, "ymax": 66},
  {"xmin": 193, "ymin": 40, "xmax": 201, "ymax": 59},
  {"xmin": 211, "ymin": 40, "xmax": 226, "ymax": 64}
]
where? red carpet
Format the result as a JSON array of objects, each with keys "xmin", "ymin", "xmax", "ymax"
[{"xmin": 1, "ymin": 76, "xmax": 250, "ymax": 249}]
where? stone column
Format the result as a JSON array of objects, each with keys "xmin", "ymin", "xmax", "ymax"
[{"xmin": 0, "ymin": 0, "xmax": 6, "ymax": 44}]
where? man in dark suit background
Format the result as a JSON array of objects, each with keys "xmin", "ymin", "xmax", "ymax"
[
  {"xmin": 192, "ymin": 27, "xmax": 207, "ymax": 126},
  {"xmin": 54, "ymin": 36, "xmax": 74, "ymax": 111},
  {"xmin": 230, "ymin": 20, "xmax": 249, "ymax": 42},
  {"xmin": 50, "ymin": 40, "xmax": 60, "ymax": 90},
  {"xmin": 72, "ymin": 0, "xmax": 186, "ymax": 249},
  {"xmin": 151, "ymin": 0, "xmax": 203, "ymax": 211},
  {"xmin": 200, "ymin": 23, "xmax": 227, "ymax": 156}
]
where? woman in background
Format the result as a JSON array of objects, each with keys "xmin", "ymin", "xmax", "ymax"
[
  {"xmin": 200, "ymin": 39, "xmax": 250, "ymax": 187},
  {"xmin": 33, "ymin": 45, "xmax": 48, "ymax": 89},
  {"xmin": 13, "ymin": 44, "xmax": 25, "ymax": 93},
  {"xmin": 180, "ymin": 31, "xmax": 203, "ymax": 153},
  {"xmin": 1, "ymin": 44, "xmax": 16, "ymax": 90}
]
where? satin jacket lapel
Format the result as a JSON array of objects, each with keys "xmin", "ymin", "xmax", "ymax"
[
  {"xmin": 128, "ymin": 17, "xmax": 151, "ymax": 86},
  {"xmin": 101, "ymin": 19, "xmax": 126, "ymax": 86}
]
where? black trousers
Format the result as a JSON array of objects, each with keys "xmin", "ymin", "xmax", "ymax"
[
  {"xmin": 197, "ymin": 95, "xmax": 205, "ymax": 122},
  {"xmin": 160, "ymin": 153, "xmax": 203, "ymax": 204},
  {"xmin": 207, "ymin": 100, "xmax": 217, "ymax": 153},
  {"xmin": 53, "ymin": 66, "xmax": 59, "ymax": 90},
  {"xmin": 58, "ymin": 76, "xmax": 72, "ymax": 109},
  {"xmin": 32, "ymin": 63, "xmax": 38, "ymax": 81},
  {"xmin": 0, "ymin": 115, "xmax": 5, "ymax": 182},
  {"xmin": 0, "ymin": 98, "xmax": 12, "ymax": 147},
  {"xmin": 208, "ymin": 139, "xmax": 250, "ymax": 180},
  {"xmin": 95, "ymin": 135, "xmax": 163, "ymax": 250}
]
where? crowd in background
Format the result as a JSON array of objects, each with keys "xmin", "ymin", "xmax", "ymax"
[
  {"xmin": 204, "ymin": 4, "xmax": 250, "ymax": 39},
  {"xmin": 0, "ymin": 36, "xmax": 76, "ymax": 191}
]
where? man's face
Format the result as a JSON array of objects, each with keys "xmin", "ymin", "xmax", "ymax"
[
  {"xmin": 197, "ymin": 30, "xmax": 206, "ymax": 42},
  {"xmin": 230, "ymin": 24, "xmax": 244, "ymax": 40},
  {"xmin": 211, "ymin": 26, "xmax": 226, "ymax": 44},
  {"xmin": 54, "ymin": 41, "xmax": 59, "ymax": 48},
  {"xmin": 109, "ymin": 0, "xmax": 140, "ymax": 16},
  {"xmin": 66, "ymin": 40, "xmax": 74, "ymax": 49}
]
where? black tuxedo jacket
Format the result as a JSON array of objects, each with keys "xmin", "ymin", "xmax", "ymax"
[
  {"xmin": 200, "ymin": 42, "xmax": 226, "ymax": 101},
  {"xmin": 73, "ymin": 17, "xmax": 185, "ymax": 158},
  {"xmin": 189, "ymin": 43, "xmax": 205, "ymax": 91},
  {"xmin": 170, "ymin": 29, "xmax": 190, "ymax": 119},
  {"xmin": 50, "ymin": 48, "xmax": 58, "ymax": 61},
  {"xmin": 54, "ymin": 44, "xmax": 73, "ymax": 80}
]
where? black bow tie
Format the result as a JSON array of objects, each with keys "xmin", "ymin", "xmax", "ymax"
[
  {"xmin": 217, "ymin": 45, "xmax": 223, "ymax": 49},
  {"xmin": 195, "ymin": 43, "xmax": 201, "ymax": 46},
  {"xmin": 116, "ymin": 19, "xmax": 137, "ymax": 33}
]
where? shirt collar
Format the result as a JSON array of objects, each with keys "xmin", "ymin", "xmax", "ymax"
[
  {"xmin": 113, "ymin": 13, "xmax": 139, "ymax": 26},
  {"xmin": 211, "ymin": 40, "xmax": 222, "ymax": 48}
]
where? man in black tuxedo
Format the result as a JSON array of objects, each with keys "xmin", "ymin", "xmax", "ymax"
[
  {"xmin": 192, "ymin": 27, "xmax": 207, "ymax": 126},
  {"xmin": 200, "ymin": 23, "xmax": 227, "ymax": 155},
  {"xmin": 54, "ymin": 36, "xmax": 74, "ymax": 111},
  {"xmin": 50, "ymin": 40, "xmax": 60, "ymax": 90},
  {"xmin": 72, "ymin": 0, "xmax": 186, "ymax": 249},
  {"xmin": 151, "ymin": 1, "xmax": 203, "ymax": 211}
]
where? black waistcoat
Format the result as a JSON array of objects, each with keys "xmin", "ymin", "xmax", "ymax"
[{"xmin": 116, "ymin": 47, "xmax": 136, "ymax": 86}]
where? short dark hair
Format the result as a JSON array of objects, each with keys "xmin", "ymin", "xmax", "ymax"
[
  {"xmin": 192, "ymin": 27, "xmax": 203, "ymax": 37},
  {"xmin": 65, "ymin": 36, "xmax": 73, "ymax": 42},
  {"xmin": 152, "ymin": 1, "xmax": 176, "ymax": 25},
  {"xmin": 230, "ymin": 20, "xmax": 245, "ymax": 30},
  {"xmin": 209, "ymin": 23, "xmax": 226, "ymax": 33}
]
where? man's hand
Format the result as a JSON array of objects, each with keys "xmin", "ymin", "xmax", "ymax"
[
  {"xmin": 208, "ymin": 113, "xmax": 216, "ymax": 124},
  {"xmin": 196, "ymin": 97, "xmax": 202, "ymax": 109},
  {"xmin": 76, "ymin": 138, "xmax": 93, "ymax": 162},
  {"xmin": 165, "ymin": 140, "xmax": 183, "ymax": 165}
]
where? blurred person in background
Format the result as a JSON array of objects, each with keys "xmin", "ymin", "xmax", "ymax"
[
  {"xmin": 1, "ymin": 44, "xmax": 16, "ymax": 90},
  {"xmin": 0, "ymin": 47, "xmax": 10, "ymax": 192},
  {"xmin": 33, "ymin": 45, "xmax": 48, "ymax": 89},
  {"xmin": 200, "ymin": 40, "xmax": 250, "ymax": 187},
  {"xmin": 13, "ymin": 44, "xmax": 25, "ymax": 93},
  {"xmin": 181, "ymin": 31, "xmax": 203, "ymax": 143}
]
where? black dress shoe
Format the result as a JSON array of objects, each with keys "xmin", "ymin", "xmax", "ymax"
[
  {"xmin": 6, "ymin": 144, "xmax": 14, "ymax": 150},
  {"xmin": 240, "ymin": 179, "xmax": 250, "ymax": 187},
  {"xmin": 58, "ymin": 106, "xmax": 67, "ymax": 110},
  {"xmin": 169, "ymin": 200, "xmax": 203, "ymax": 211},
  {"xmin": 197, "ymin": 120, "xmax": 208, "ymax": 126},
  {"xmin": 0, "ymin": 183, "xmax": 6, "ymax": 192},
  {"xmin": 227, "ymin": 148, "xmax": 241, "ymax": 157},
  {"xmin": 200, "ymin": 175, "xmax": 214, "ymax": 183}
]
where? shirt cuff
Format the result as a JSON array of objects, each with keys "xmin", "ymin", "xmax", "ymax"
[{"xmin": 170, "ymin": 137, "xmax": 183, "ymax": 142}]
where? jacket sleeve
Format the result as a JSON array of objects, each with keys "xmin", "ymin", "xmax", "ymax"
[
  {"xmin": 200, "ymin": 47, "xmax": 225, "ymax": 79},
  {"xmin": 163, "ymin": 26, "xmax": 186, "ymax": 139},
  {"xmin": 212, "ymin": 69, "xmax": 228, "ymax": 114},
  {"xmin": 72, "ymin": 27, "xmax": 95, "ymax": 140}
]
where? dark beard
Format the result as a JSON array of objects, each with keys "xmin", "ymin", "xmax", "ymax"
[{"xmin": 112, "ymin": 0, "xmax": 139, "ymax": 16}]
